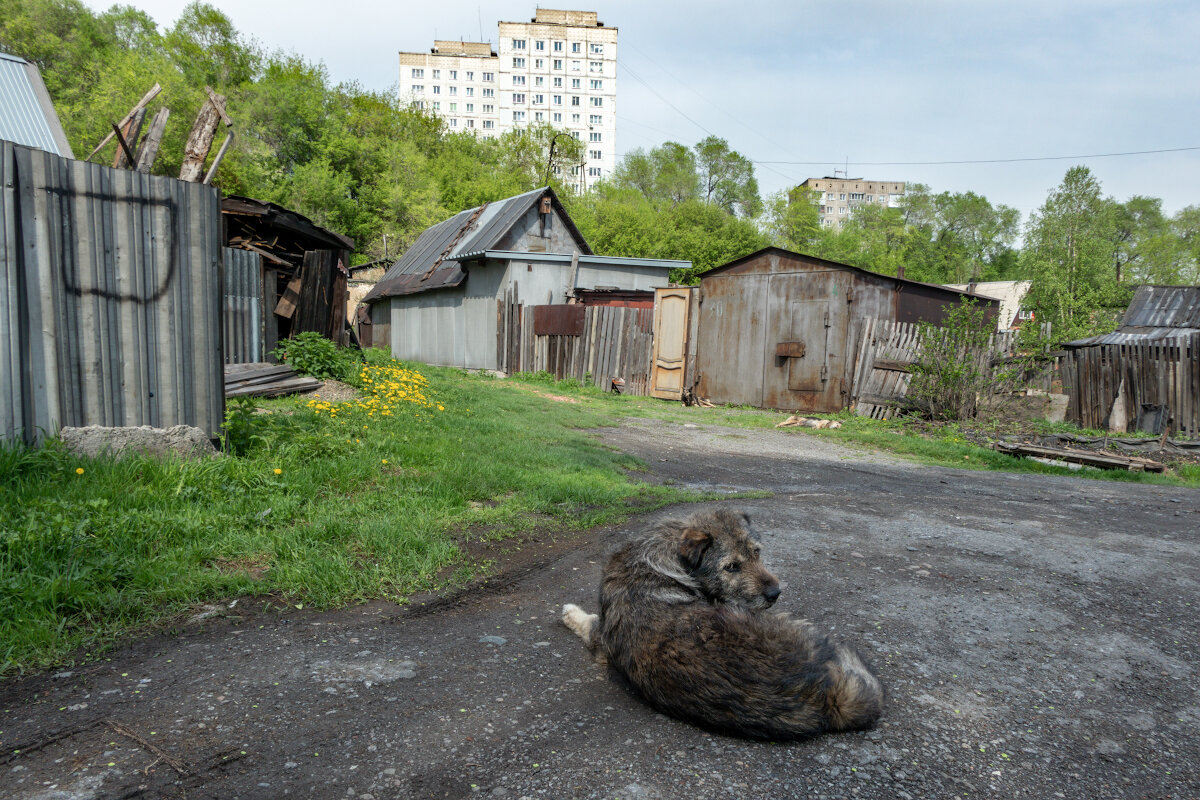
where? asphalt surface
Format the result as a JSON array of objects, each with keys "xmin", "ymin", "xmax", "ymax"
[{"xmin": 3, "ymin": 419, "xmax": 1199, "ymax": 800}]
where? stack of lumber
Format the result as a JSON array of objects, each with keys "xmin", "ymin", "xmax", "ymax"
[
  {"xmin": 224, "ymin": 362, "xmax": 321, "ymax": 398},
  {"xmin": 995, "ymin": 441, "xmax": 1166, "ymax": 473}
]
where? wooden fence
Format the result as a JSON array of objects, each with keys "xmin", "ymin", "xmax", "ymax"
[
  {"xmin": 1059, "ymin": 335, "xmax": 1200, "ymax": 436},
  {"xmin": 849, "ymin": 318, "xmax": 1055, "ymax": 419},
  {"xmin": 504, "ymin": 303, "xmax": 655, "ymax": 394}
]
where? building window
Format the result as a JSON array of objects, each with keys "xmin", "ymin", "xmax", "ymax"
[
  {"xmin": 449, "ymin": 70, "xmax": 457, "ymax": 80},
  {"xmin": 553, "ymin": 77, "xmax": 563, "ymax": 87},
  {"xmin": 590, "ymin": 97, "xmax": 602, "ymax": 106},
  {"xmin": 553, "ymin": 59, "xmax": 563, "ymax": 70},
  {"xmin": 512, "ymin": 75, "xmax": 525, "ymax": 86},
  {"xmin": 411, "ymin": 68, "xmax": 424, "ymax": 78},
  {"xmin": 412, "ymin": 84, "xmax": 424, "ymax": 93},
  {"xmin": 553, "ymin": 41, "xmax": 563, "ymax": 52},
  {"xmin": 589, "ymin": 132, "xmax": 601, "ymax": 142},
  {"xmin": 865, "ymin": 195, "xmax": 872, "ymax": 201},
  {"xmin": 535, "ymin": 40, "xmax": 545, "ymax": 51},
  {"xmin": 572, "ymin": 113, "xmax": 581, "ymax": 123},
  {"xmin": 483, "ymin": 72, "xmax": 494, "ymax": 81},
  {"xmin": 483, "ymin": 120, "xmax": 494, "ymax": 129},
  {"xmin": 512, "ymin": 38, "xmax": 526, "ymax": 49},
  {"xmin": 513, "ymin": 93, "xmax": 526, "ymax": 104},
  {"xmin": 534, "ymin": 58, "xmax": 544, "ymax": 69},
  {"xmin": 571, "ymin": 131, "xmax": 580, "ymax": 139},
  {"xmin": 589, "ymin": 149, "xmax": 602, "ymax": 160},
  {"xmin": 839, "ymin": 193, "xmax": 845, "ymax": 200},
  {"xmin": 466, "ymin": 87, "xmax": 474, "ymax": 96},
  {"xmin": 466, "ymin": 71, "xmax": 474, "ymax": 81},
  {"xmin": 449, "ymin": 103, "xmax": 457, "ymax": 111},
  {"xmin": 590, "ymin": 79, "xmax": 603, "ymax": 89},
  {"xmin": 533, "ymin": 94, "xmax": 544, "ymax": 104},
  {"xmin": 449, "ymin": 118, "xmax": 457, "ymax": 127},
  {"xmin": 571, "ymin": 78, "xmax": 581, "ymax": 89},
  {"xmin": 571, "ymin": 42, "xmax": 581, "ymax": 53},
  {"xmin": 589, "ymin": 61, "xmax": 602, "ymax": 73},
  {"xmin": 449, "ymin": 86, "xmax": 457, "ymax": 95},
  {"xmin": 553, "ymin": 94, "xmax": 562, "ymax": 105},
  {"xmin": 415, "ymin": 100, "xmax": 425, "ymax": 109},
  {"xmin": 512, "ymin": 57, "xmax": 525, "ymax": 68},
  {"xmin": 482, "ymin": 88, "xmax": 494, "ymax": 97},
  {"xmin": 588, "ymin": 167, "xmax": 601, "ymax": 176},
  {"xmin": 466, "ymin": 119, "xmax": 474, "ymax": 128},
  {"xmin": 432, "ymin": 69, "xmax": 440, "ymax": 79},
  {"xmin": 571, "ymin": 96, "xmax": 580, "ymax": 106},
  {"xmin": 589, "ymin": 114, "xmax": 602, "ymax": 124},
  {"xmin": 535, "ymin": 76, "xmax": 544, "ymax": 87},
  {"xmin": 432, "ymin": 101, "xmax": 440, "ymax": 110},
  {"xmin": 466, "ymin": 103, "xmax": 473, "ymax": 112},
  {"xmin": 535, "ymin": 111, "xmax": 544, "ymax": 121},
  {"xmin": 432, "ymin": 85, "xmax": 440, "ymax": 94},
  {"xmin": 590, "ymin": 43, "xmax": 604, "ymax": 54},
  {"xmin": 483, "ymin": 104, "xmax": 493, "ymax": 113},
  {"xmin": 513, "ymin": 110, "xmax": 525, "ymax": 121},
  {"xmin": 571, "ymin": 60, "xmax": 581, "ymax": 71},
  {"xmin": 552, "ymin": 112, "xmax": 562, "ymax": 122},
  {"xmin": 849, "ymin": 192, "xmax": 863, "ymax": 200}
]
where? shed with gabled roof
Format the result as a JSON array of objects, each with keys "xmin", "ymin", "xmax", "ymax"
[
  {"xmin": 0, "ymin": 51, "xmax": 73, "ymax": 157},
  {"xmin": 361, "ymin": 187, "xmax": 686, "ymax": 370}
]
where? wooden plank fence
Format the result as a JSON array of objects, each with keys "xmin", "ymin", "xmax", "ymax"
[
  {"xmin": 1060, "ymin": 335, "xmax": 1200, "ymax": 436},
  {"xmin": 505, "ymin": 304, "xmax": 655, "ymax": 394},
  {"xmin": 849, "ymin": 318, "xmax": 1056, "ymax": 419}
]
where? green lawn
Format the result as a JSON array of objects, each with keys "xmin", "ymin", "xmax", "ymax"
[{"xmin": 2, "ymin": 359, "xmax": 1195, "ymax": 677}]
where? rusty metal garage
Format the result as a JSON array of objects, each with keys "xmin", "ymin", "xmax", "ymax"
[{"xmin": 693, "ymin": 247, "xmax": 998, "ymax": 412}]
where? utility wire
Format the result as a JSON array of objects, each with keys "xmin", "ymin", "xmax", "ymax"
[
  {"xmin": 618, "ymin": 60, "xmax": 800, "ymax": 184},
  {"xmin": 756, "ymin": 145, "xmax": 1200, "ymax": 167}
]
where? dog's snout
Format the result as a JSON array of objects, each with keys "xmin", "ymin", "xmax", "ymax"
[{"xmin": 763, "ymin": 584, "xmax": 781, "ymax": 605}]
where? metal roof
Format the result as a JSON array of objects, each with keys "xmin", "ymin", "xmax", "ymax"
[
  {"xmin": 455, "ymin": 249, "xmax": 686, "ymax": 270},
  {"xmin": 0, "ymin": 52, "xmax": 73, "ymax": 157},
  {"xmin": 364, "ymin": 187, "xmax": 591, "ymax": 301},
  {"xmin": 1064, "ymin": 286, "xmax": 1200, "ymax": 348}
]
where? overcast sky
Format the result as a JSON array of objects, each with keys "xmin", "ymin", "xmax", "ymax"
[{"xmin": 82, "ymin": 1, "xmax": 1200, "ymax": 225}]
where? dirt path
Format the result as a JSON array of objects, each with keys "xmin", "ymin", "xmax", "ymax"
[{"xmin": 3, "ymin": 419, "xmax": 1198, "ymax": 799}]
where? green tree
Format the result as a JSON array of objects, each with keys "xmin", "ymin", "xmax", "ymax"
[
  {"xmin": 1021, "ymin": 166, "xmax": 1128, "ymax": 341},
  {"xmin": 763, "ymin": 187, "xmax": 820, "ymax": 253},
  {"xmin": 693, "ymin": 136, "xmax": 761, "ymax": 217},
  {"xmin": 611, "ymin": 141, "xmax": 699, "ymax": 206}
]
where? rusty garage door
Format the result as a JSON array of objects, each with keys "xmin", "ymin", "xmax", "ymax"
[{"xmin": 762, "ymin": 271, "xmax": 851, "ymax": 413}]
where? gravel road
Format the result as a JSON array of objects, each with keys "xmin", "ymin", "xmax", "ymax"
[{"xmin": 2, "ymin": 419, "xmax": 1198, "ymax": 799}]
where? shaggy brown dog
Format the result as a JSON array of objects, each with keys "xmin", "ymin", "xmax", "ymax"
[{"xmin": 562, "ymin": 508, "xmax": 883, "ymax": 740}]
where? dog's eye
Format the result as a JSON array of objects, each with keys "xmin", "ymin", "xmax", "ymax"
[{"xmin": 724, "ymin": 562, "xmax": 741, "ymax": 573}]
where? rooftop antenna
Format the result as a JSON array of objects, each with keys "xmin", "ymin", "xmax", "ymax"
[{"xmin": 478, "ymin": 7, "xmax": 483, "ymax": 41}]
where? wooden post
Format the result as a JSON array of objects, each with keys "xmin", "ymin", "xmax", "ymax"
[
  {"xmin": 179, "ymin": 92, "xmax": 225, "ymax": 182},
  {"xmin": 134, "ymin": 108, "xmax": 170, "ymax": 173},
  {"xmin": 112, "ymin": 107, "xmax": 146, "ymax": 169}
]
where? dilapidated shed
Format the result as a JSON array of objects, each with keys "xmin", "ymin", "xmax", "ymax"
[
  {"xmin": 1060, "ymin": 285, "xmax": 1200, "ymax": 435},
  {"xmin": 693, "ymin": 247, "xmax": 999, "ymax": 412},
  {"xmin": 361, "ymin": 187, "xmax": 685, "ymax": 373}
]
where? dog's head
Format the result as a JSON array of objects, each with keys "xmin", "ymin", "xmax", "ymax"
[{"xmin": 676, "ymin": 509, "xmax": 781, "ymax": 609}]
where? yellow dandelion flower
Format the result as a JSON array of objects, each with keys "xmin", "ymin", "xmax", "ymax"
[
  {"xmin": 75, "ymin": 467, "xmax": 85, "ymax": 475},
  {"xmin": 273, "ymin": 468, "xmax": 282, "ymax": 475}
]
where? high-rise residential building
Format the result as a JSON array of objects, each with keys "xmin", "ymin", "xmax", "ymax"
[
  {"xmin": 398, "ymin": 9, "xmax": 617, "ymax": 191},
  {"xmin": 799, "ymin": 177, "xmax": 906, "ymax": 230}
]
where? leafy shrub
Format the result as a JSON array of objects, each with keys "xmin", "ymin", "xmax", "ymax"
[
  {"xmin": 273, "ymin": 332, "xmax": 357, "ymax": 382},
  {"xmin": 908, "ymin": 299, "xmax": 1000, "ymax": 421}
]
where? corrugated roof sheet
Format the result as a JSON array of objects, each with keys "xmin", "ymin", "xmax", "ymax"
[
  {"xmin": 364, "ymin": 187, "xmax": 590, "ymax": 301},
  {"xmin": 1119, "ymin": 285, "xmax": 1200, "ymax": 328},
  {"xmin": 0, "ymin": 52, "xmax": 73, "ymax": 157},
  {"xmin": 1064, "ymin": 286, "xmax": 1200, "ymax": 348}
]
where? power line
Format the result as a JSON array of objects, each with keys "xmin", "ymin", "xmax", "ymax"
[{"xmin": 756, "ymin": 145, "xmax": 1200, "ymax": 167}]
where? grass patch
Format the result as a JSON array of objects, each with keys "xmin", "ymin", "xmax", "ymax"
[{"xmin": 0, "ymin": 362, "xmax": 691, "ymax": 677}]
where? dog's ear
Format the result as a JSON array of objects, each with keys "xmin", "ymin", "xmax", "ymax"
[{"xmin": 678, "ymin": 527, "xmax": 712, "ymax": 570}]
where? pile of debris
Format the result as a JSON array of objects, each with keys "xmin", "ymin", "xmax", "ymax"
[{"xmin": 224, "ymin": 363, "xmax": 321, "ymax": 399}]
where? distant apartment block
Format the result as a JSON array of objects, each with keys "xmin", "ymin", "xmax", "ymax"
[
  {"xmin": 398, "ymin": 9, "xmax": 617, "ymax": 191},
  {"xmin": 799, "ymin": 177, "xmax": 906, "ymax": 230}
]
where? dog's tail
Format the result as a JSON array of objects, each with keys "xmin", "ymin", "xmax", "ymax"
[
  {"xmin": 824, "ymin": 644, "xmax": 885, "ymax": 732},
  {"xmin": 561, "ymin": 603, "xmax": 600, "ymax": 650}
]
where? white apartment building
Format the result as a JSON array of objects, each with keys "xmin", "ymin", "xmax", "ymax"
[
  {"xmin": 799, "ymin": 177, "xmax": 906, "ymax": 230},
  {"xmin": 398, "ymin": 9, "xmax": 617, "ymax": 191}
]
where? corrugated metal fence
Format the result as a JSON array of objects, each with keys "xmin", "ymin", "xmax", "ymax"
[
  {"xmin": 1060, "ymin": 336, "xmax": 1200, "ymax": 436},
  {"xmin": 1, "ymin": 140, "xmax": 224, "ymax": 446},
  {"xmin": 223, "ymin": 247, "xmax": 272, "ymax": 364}
]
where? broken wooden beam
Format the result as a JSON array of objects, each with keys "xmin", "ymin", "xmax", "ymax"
[
  {"xmin": 179, "ymin": 91, "xmax": 225, "ymax": 182},
  {"xmin": 995, "ymin": 442, "xmax": 1165, "ymax": 473},
  {"xmin": 86, "ymin": 83, "xmax": 162, "ymax": 161},
  {"xmin": 111, "ymin": 107, "xmax": 145, "ymax": 169},
  {"xmin": 134, "ymin": 107, "xmax": 170, "ymax": 173}
]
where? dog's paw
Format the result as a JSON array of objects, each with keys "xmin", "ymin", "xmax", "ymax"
[{"xmin": 561, "ymin": 603, "xmax": 598, "ymax": 644}]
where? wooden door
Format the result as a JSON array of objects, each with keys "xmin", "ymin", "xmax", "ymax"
[{"xmin": 650, "ymin": 287, "xmax": 693, "ymax": 400}]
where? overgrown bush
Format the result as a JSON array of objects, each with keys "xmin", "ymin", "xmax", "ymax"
[
  {"xmin": 273, "ymin": 332, "xmax": 358, "ymax": 382},
  {"xmin": 907, "ymin": 300, "xmax": 999, "ymax": 421}
]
